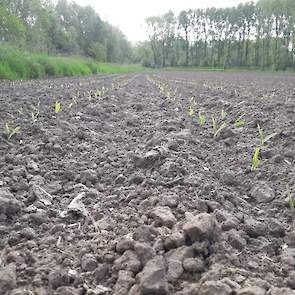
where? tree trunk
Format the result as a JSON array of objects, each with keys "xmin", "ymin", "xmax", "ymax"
[
  {"xmin": 224, "ymin": 39, "xmax": 231, "ymax": 69},
  {"xmin": 262, "ymin": 38, "xmax": 265, "ymax": 70},
  {"xmin": 162, "ymin": 40, "xmax": 165, "ymax": 67},
  {"xmin": 245, "ymin": 23, "xmax": 251, "ymax": 66},
  {"xmin": 150, "ymin": 40, "xmax": 158, "ymax": 65},
  {"xmin": 194, "ymin": 41, "xmax": 198, "ymax": 66},
  {"xmin": 204, "ymin": 40, "xmax": 208, "ymax": 66},
  {"xmin": 185, "ymin": 30, "xmax": 189, "ymax": 66},
  {"xmin": 237, "ymin": 32, "xmax": 242, "ymax": 66},
  {"xmin": 275, "ymin": 16, "xmax": 279, "ymax": 70},
  {"xmin": 254, "ymin": 34, "xmax": 260, "ymax": 67}
]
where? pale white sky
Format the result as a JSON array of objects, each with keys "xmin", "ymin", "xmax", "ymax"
[{"xmin": 74, "ymin": 0, "xmax": 255, "ymax": 42}]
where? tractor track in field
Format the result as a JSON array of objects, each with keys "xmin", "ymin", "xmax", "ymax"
[{"xmin": 0, "ymin": 71, "xmax": 295, "ymax": 295}]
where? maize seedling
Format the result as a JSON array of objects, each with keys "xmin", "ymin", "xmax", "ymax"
[
  {"xmin": 4, "ymin": 122, "xmax": 21, "ymax": 140},
  {"xmin": 18, "ymin": 107, "xmax": 24, "ymax": 115},
  {"xmin": 287, "ymin": 185, "xmax": 295, "ymax": 209},
  {"xmin": 68, "ymin": 97, "xmax": 76, "ymax": 109},
  {"xmin": 31, "ymin": 111, "xmax": 39, "ymax": 123},
  {"xmin": 221, "ymin": 109, "xmax": 227, "ymax": 120},
  {"xmin": 251, "ymin": 147, "xmax": 261, "ymax": 170},
  {"xmin": 212, "ymin": 117, "xmax": 227, "ymax": 138},
  {"xmin": 188, "ymin": 106, "xmax": 194, "ymax": 117},
  {"xmin": 257, "ymin": 124, "xmax": 277, "ymax": 145},
  {"xmin": 234, "ymin": 119, "xmax": 246, "ymax": 128},
  {"xmin": 197, "ymin": 113, "xmax": 206, "ymax": 126},
  {"xmin": 55, "ymin": 101, "xmax": 61, "ymax": 114}
]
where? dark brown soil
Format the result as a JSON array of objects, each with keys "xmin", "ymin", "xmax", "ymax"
[{"xmin": 0, "ymin": 71, "xmax": 295, "ymax": 295}]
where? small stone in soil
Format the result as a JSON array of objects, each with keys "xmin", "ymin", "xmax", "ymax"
[
  {"xmin": 139, "ymin": 256, "xmax": 169, "ymax": 295},
  {"xmin": 56, "ymin": 286, "xmax": 80, "ymax": 295},
  {"xmin": 164, "ymin": 232, "xmax": 185, "ymax": 251},
  {"xmin": 114, "ymin": 250, "xmax": 141, "ymax": 274},
  {"xmin": 183, "ymin": 257, "xmax": 205, "ymax": 273},
  {"xmin": 48, "ymin": 269, "xmax": 70, "ymax": 289},
  {"xmin": 183, "ymin": 213, "xmax": 220, "ymax": 243},
  {"xmin": 116, "ymin": 236, "xmax": 135, "ymax": 254},
  {"xmin": 236, "ymin": 286, "xmax": 266, "ymax": 295},
  {"xmin": 0, "ymin": 264, "xmax": 17, "ymax": 295},
  {"xmin": 29, "ymin": 211, "xmax": 49, "ymax": 225},
  {"xmin": 287, "ymin": 271, "xmax": 295, "ymax": 289},
  {"xmin": 20, "ymin": 227, "xmax": 36, "ymax": 240},
  {"xmin": 250, "ymin": 183, "xmax": 275, "ymax": 203},
  {"xmin": 81, "ymin": 253, "xmax": 98, "ymax": 272},
  {"xmin": 199, "ymin": 280, "xmax": 232, "ymax": 295},
  {"xmin": 0, "ymin": 188, "xmax": 21, "ymax": 218},
  {"xmin": 135, "ymin": 242, "xmax": 155, "ymax": 266},
  {"xmin": 268, "ymin": 218, "xmax": 285, "ymax": 237},
  {"xmin": 133, "ymin": 225, "xmax": 155, "ymax": 242},
  {"xmin": 113, "ymin": 270, "xmax": 135, "ymax": 295},
  {"xmin": 226, "ymin": 229, "xmax": 247, "ymax": 250},
  {"xmin": 94, "ymin": 264, "xmax": 109, "ymax": 283},
  {"xmin": 244, "ymin": 218, "xmax": 268, "ymax": 238},
  {"xmin": 150, "ymin": 206, "xmax": 177, "ymax": 228}
]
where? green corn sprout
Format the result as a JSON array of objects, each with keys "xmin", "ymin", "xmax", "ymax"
[
  {"xmin": 188, "ymin": 106, "xmax": 194, "ymax": 117},
  {"xmin": 31, "ymin": 111, "xmax": 39, "ymax": 123},
  {"xmin": 69, "ymin": 97, "xmax": 77, "ymax": 108},
  {"xmin": 221, "ymin": 109, "xmax": 227, "ymax": 120},
  {"xmin": 88, "ymin": 91, "xmax": 93, "ymax": 101},
  {"xmin": 257, "ymin": 124, "xmax": 277, "ymax": 145},
  {"xmin": 95, "ymin": 86, "xmax": 107, "ymax": 97},
  {"xmin": 234, "ymin": 119, "xmax": 246, "ymax": 128},
  {"xmin": 55, "ymin": 101, "xmax": 61, "ymax": 114},
  {"xmin": 234, "ymin": 113, "xmax": 246, "ymax": 127},
  {"xmin": 251, "ymin": 147, "xmax": 261, "ymax": 170},
  {"xmin": 197, "ymin": 113, "xmax": 206, "ymax": 126},
  {"xmin": 212, "ymin": 117, "xmax": 227, "ymax": 138},
  {"xmin": 18, "ymin": 107, "xmax": 24, "ymax": 115},
  {"xmin": 287, "ymin": 185, "xmax": 295, "ymax": 209},
  {"xmin": 4, "ymin": 123, "xmax": 21, "ymax": 140}
]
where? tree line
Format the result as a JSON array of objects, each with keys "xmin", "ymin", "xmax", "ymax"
[
  {"xmin": 135, "ymin": 0, "xmax": 295, "ymax": 70},
  {"xmin": 0, "ymin": 0, "xmax": 132, "ymax": 63}
]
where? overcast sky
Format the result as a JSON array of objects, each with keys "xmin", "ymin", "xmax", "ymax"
[{"xmin": 74, "ymin": 0, "xmax": 255, "ymax": 42}]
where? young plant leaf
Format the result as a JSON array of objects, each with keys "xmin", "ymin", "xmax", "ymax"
[
  {"xmin": 212, "ymin": 117, "xmax": 227, "ymax": 138},
  {"xmin": 257, "ymin": 124, "xmax": 277, "ymax": 145},
  {"xmin": 214, "ymin": 122, "xmax": 227, "ymax": 138},
  {"xmin": 11, "ymin": 126, "xmax": 21, "ymax": 139},
  {"xmin": 18, "ymin": 107, "xmax": 24, "ymax": 115},
  {"xmin": 197, "ymin": 113, "xmax": 206, "ymax": 126},
  {"xmin": 263, "ymin": 133, "xmax": 277, "ymax": 144},
  {"xmin": 31, "ymin": 111, "xmax": 39, "ymax": 123},
  {"xmin": 55, "ymin": 101, "xmax": 61, "ymax": 114},
  {"xmin": 221, "ymin": 109, "xmax": 227, "ymax": 120},
  {"xmin": 188, "ymin": 106, "xmax": 194, "ymax": 117},
  {"xmin": 212, "ymin": 117, "xmax": 217, "ymax": 133},
  {"xmin": 287, "ymin": 185, "xmax": 295, "ymax": 209},
  {"xmin": 252, "ymin": 147, "xmax": 261, "ymax": 170},
  {"xmin": 234, "ymin": 119, "xmax": 246, "ymax": 128},
  {"xmin": 4, "ymin": 123, "xmax": 21, "ymax": 140},
  {"xmin": 4, "ymin": 122, "xmax": 10, "ymax": 137}
]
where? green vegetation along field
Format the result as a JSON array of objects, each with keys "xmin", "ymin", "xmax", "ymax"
[{"xmin": 0, "ymin": 46, "xmax": 144, "ymax": 80}]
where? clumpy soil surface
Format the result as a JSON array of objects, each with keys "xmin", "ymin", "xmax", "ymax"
[{"xmin": 0, "ymin": 71, "xmax": 295, "ymax": 295}]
